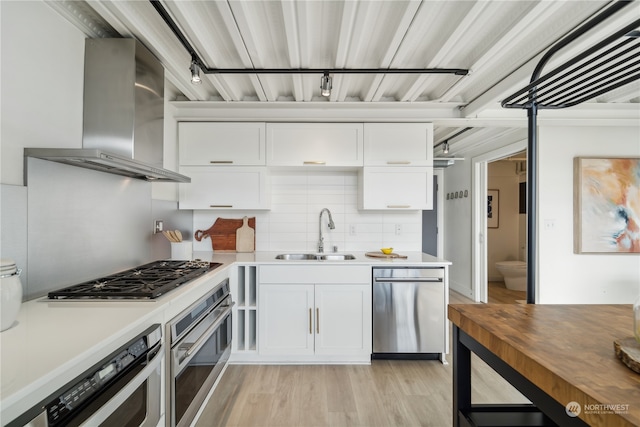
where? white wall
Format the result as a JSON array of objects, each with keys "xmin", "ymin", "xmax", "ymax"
[
  {"xmin": 538, "ymin": 126, "xmax": 640, "ymax": 303},
  {"xmin": 0, "ymin": 1, "xmax": 85, "ymax": 186},
  {"xmin": 442, "ymin": 135, "xmax": 522, "ymax": 298},
  {"xmin": 193, "ymin": 170, "xmax": 422, "ymax": 253},
  {"xmin": 0, "ymin": 1, "xmax": 84, "ymax": 276},
  {"xmin": 444, "ymin": 125, "xmax": 640, "ymax": 303}
]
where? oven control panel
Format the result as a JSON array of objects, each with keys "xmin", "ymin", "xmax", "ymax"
[{"xmin": 44, "ymin": 327, "xmax": 156, "ymax": 426}]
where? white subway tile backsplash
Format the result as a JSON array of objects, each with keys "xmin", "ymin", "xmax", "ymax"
[{"xmin": 192, "ymin": 170, "xmax": 422, "ymax": 252}]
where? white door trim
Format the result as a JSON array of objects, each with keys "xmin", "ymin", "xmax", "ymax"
[
  {"xmin": 471, "ymin": 140, "xmax": 527, "ymax": 303},
  {"xmin": 435, "ymin": 168, "xmax": 444, "ymax": 258}
]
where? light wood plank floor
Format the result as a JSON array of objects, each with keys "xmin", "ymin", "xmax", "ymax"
[
  {"xmin": 488, "ymin": 281, "xmax": 526, "ymax": 304},
  {"xmin": 195, "ymin": 289, "xmax": 529, "ymax": 427}
]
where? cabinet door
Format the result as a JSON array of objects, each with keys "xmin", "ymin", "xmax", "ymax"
[
  {"xmin": 178, "ymin": 167, "xmax": 270, "ymax": 210},
  {"xmin": 266, "ymin": 123, "xmax": 364, "ymax": 167},
  {"xmin": 314, "ymin": 284, "xmax": 372, "ymax": 356},
  {"xmin": 364, "ymin": 123, "xmax": 433, "ymax": 166},
  {"xmin": 359, "ymin": 167, "xmax": 433, "ymax": 210},
  {"xmin": 179, "ymin": 122, "xmax": 265, "ymax": 166},
  {"xmin": 259, "ymin": 284, "xmax": 315, "ymax": 356}
]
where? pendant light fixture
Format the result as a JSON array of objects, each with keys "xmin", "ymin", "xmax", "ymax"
[
  {"xmin": 443, "ymin": 141, "xmax": 450, "ymax": 154},
  {"xmin": 320, "ymin": 72, "xmax": 332, "ymax": 97}
]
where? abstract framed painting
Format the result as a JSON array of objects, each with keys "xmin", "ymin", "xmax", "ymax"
[
  {"xmin": 574, "ymin": 157, "xmax": 640, "ymax": 253},
  {"xmin": 487, "ymin": 189, "xmax": 499, "ymax": 229}
]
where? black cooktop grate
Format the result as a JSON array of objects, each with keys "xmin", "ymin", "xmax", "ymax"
[{"xmin": 48, "ymin": 260, "xmax": 222, "ymax": 300}]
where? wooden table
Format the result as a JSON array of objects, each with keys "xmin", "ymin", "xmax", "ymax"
[{"xmin": 448, "ymin": 304, "xmax": 640, "ymax": 427}]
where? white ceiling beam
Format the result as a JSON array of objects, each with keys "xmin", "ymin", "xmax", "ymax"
[
  {"xmin": 335, "ymin": 1, "xmax": 396, "ymax": 101},
  {"xmin": 227, "ymin": 1, "xmax": 279, "ymax": 101},
  {"xmin": 365, "ymin": 1, "xmax": 421, "ymax": 101},
  {"xmin": 45, "ymin": 0, "xmax": 118, "ymax": 38},
  {"xmin": 435, "ymin": 1, "xmax": 566, "ymax": 103},
  {"xmin": 329, "ymin": 0, "xmax": 359, "ymax": 102},
  {"xmin": 399, "ymin": 1, "xmax": 493, "ymax": 102},
  {"xmin": 168, "ymin": 1, "xmax": 265, "ymax": 102},
  {"xmin": 280, "ymin": 1, "xmax": 305, "ymax": 101},
  {"xmin": 171, "ymin": 100, "xmax": 462, "ymax": 122}
]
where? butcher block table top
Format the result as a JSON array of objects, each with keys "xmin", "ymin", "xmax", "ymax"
[{"xmin": 448, "ymin": 304, "xmax": 640, "ymax": 427}]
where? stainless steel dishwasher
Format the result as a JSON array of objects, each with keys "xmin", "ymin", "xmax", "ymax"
[{"xmin": 372, "ymin": 267, "xmax": 446, "ymax": 361}]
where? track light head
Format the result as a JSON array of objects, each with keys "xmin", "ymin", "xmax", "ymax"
[
  {"xmin": 320, "ymin": 72, "xmax": 332, "ymax": 97},
  {"xmin": 190, "ymin": 59, "xmax": 202, "ymax": 84},
  {"xmin": 443, "ymin": 141, "xmax": 450, "ymax": 154}
]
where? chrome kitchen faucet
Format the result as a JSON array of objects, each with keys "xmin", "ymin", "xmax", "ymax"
[{"xmin": 317, "ymin": 208, "xmax": 335, "ymax": 253}]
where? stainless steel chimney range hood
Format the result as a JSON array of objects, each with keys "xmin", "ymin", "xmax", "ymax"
[
  {"xmin": 24, "ymin": 147, "xmax": 189, "ymax": 182},
  {"xmin": 25, "ymin": 38, "xmax": 190, "ymax": 183}
]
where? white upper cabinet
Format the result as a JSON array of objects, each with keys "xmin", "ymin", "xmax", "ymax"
[
  {"xmin": 178, "ymin": 166, "xmax": 270, "ymax": 210},
  {"xmin": 178, "ymin": 122, "xmax": 266, "ymax": 166},
  {"xmin": 359, "ymin": 167, "xmax": 433, "ymax": 210},
  {"xmin": 363, "ymin": 123, "xmax": 433, "ymax": 166},
  {"xmin": 266, "ymin": 123, "xmax": 364, "ymax": 167}
]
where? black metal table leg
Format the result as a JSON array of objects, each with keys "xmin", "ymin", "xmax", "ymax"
[{"xmin": 452, "ymin": 324, "xmax": 471, "ymax": 427}]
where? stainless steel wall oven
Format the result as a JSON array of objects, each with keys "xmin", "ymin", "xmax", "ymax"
[
  {"xmin": 166, "ymin": 278, "xmax": 233, "ymax": 427},
  {"xmin": 11, "ymin": 325, "xmax": 163, "ymax": 427}
]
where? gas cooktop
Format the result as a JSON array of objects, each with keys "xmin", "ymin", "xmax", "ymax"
[{"xmin": 48, "ymin": 260, "xmax": 222, "ymax": 300}]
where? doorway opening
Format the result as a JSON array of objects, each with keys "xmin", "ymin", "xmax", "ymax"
[
  {"xmin": 486, "ymin": 151, "xmax": 527, "ymax": 304},
  {"xmin": 472, "ymin": 140, "xmax": 527, "ymax": 303}
]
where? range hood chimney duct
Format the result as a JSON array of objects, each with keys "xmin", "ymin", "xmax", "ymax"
[{"xmin": 25, "ymin": 39, "xmax": 190, "ymax": 183}]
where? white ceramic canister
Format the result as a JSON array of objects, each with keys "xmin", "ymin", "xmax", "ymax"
[{"xmin": 0, "ymin": 259, "xmax": 23, "ymax": 331}]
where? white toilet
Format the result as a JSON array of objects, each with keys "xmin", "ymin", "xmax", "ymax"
[{"xmin": 495, "ymin": 261, "xmax": 527, "ymax": 291}]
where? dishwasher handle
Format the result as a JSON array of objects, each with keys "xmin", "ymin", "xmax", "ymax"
[{"xmin": 374, "ymin": 277, "xmax": 443, "ymax": 283}]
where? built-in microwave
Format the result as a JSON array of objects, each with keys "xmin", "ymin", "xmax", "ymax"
[{"xmin": 10, "ymin": 325, "xmax": 163, "ymax": 427}]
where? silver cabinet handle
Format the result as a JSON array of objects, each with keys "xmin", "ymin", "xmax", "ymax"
[
  {"xmin": 374, "ymin": 277, "xmax": 443, "ymax": 283},
  {"xmin": 303, "ymin": 161, "xmax": 326, "ymax": 165},
  {"xmin": 210, "ymin": 205, "xmax": 233, "ymax": 208},
  {"xmin": 184, "ymin": 303, "xmax": 234, "ymax": 359},
  {"xmin": 386, "ymin": 161, "xmax": 411, "ymax": 165},
  {"xmin": 316, "ymin": 308, "xmax": 320, "ymax": 334},
  {"xmin": 387, "ymin": 205, "xmax": 411, "ymax": 209},
  {"xmin": 309, "ymin": 308, "xmax": 312, "ymax": 335},
  {"xmin": 210, "ymin": 160, "xmax": 233, "ymax": 164}
]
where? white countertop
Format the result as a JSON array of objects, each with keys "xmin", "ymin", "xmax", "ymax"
[{"xmin": 0, "ymin": 251, "xmax": 449, "ymax": 423}]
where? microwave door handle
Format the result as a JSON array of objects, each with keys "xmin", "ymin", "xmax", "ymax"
[{"xmin": 176, "ymin": 303, "xmax": 234, "ymax": 370}]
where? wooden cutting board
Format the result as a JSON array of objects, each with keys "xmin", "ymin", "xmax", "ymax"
[
  {"xmin": 236, "ymin": 216, "xmax": 255, "ymax": 253},
  {"xmin": 195, "ymin": 217, "xmax": 255, "ymax": 251},
  {"xmin": 365, "ymin": 252, "xmax": 408, "ymax": 259}
]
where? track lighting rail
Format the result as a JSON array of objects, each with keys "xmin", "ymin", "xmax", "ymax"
[{"xmin": 150, "ymin": 0, "xmax": 469, "ymax": 79}]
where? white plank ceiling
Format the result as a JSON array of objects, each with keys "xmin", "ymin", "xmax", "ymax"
[{"xmin": 47, "ymin": 0, "xmax": 639, "ymax": 154}]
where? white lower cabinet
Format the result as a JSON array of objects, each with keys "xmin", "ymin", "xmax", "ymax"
[{"xmin": 258, "ymin": 265, "xmax": 372, "ymax": 363}]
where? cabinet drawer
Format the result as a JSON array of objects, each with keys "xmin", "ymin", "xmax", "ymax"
[
  {"xmin": 266, "ymin": 123, "xmax": 364, "ymax": 167},
  {"xmin": 260, "ymin": 265, "xmax": 370, "ymax": 284},
  {"xmin": 179, "ymin": 122, "xmax": 266, "ymax": 166}
]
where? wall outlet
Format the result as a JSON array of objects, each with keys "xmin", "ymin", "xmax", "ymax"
[
  {"xmin": 395, "ymin": 224, "xmax": 402, "ymax": 235},
  {"xmin": 154, "ymin": 219, "xmax": 164, "ymax": 234},
  {"xmin": 349, "ymin": 224, "xmax": 357, "ymax": 236}
]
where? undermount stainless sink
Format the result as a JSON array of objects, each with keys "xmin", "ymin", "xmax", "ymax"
[
  {"xmin": 275, "ymin": 253, "xmax": 356, "ymax": 261},
  {"xmin": 317, "ymin": 254, "xmax": 356, "ymax": 261}
]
